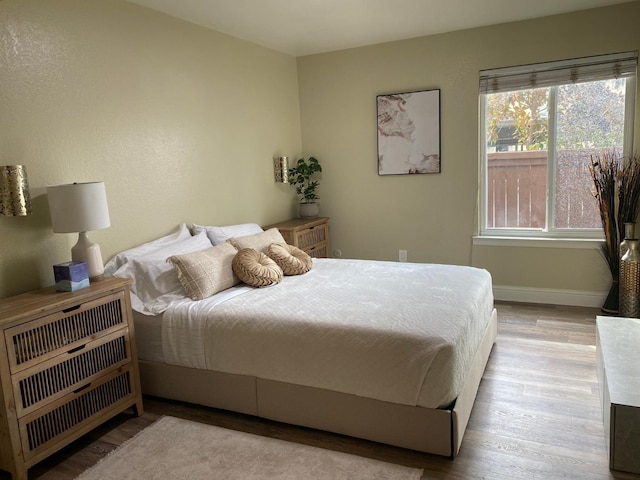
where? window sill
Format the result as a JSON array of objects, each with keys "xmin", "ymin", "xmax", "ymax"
[{"xmin": 472, "ymin": 236, "xmax": 603, "ymax": 249}]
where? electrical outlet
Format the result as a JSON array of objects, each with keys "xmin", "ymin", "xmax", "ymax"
[{"xmin": 399, "ymin": 249, "xmax": 407, "ymax": 262}]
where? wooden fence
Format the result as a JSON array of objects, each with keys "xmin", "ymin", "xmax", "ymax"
[{"xmin": 486, "ymin": 150, "xmax": 600, "ymax": 229}]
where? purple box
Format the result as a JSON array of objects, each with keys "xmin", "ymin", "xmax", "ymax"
[{"xmin": 53, "ymin": 261, "xmax": 90, "ymax": 291}]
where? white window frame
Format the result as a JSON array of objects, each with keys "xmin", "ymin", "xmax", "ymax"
[{"xmin": 477, "ymin": 52, "xmax": 637, "ymax": 243}]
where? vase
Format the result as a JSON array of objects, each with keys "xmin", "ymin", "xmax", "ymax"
[
  {"xmin": 620, "ymin": 222, "xmax": 636, "ymax": 260},
  {"xmin": 299, "ymin": 202, "xmax": 319, "ymax": 218},
  {"xmin": 620, "ymin": 238, "xmax": 640, "ymax": 318},
  {"xmin": 602, "ymin": 279, "xmax": 619, "ymax": 315}
]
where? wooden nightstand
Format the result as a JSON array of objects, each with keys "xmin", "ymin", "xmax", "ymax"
[
  {"xmin": 0, "ymin": 277, "xmax": 143, "ymax": 480},
  {"xmin": 265, "ymin": 217, "xmax": 330, "ymax": 258}
]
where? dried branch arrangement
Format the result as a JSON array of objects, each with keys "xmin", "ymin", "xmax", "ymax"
[{"xmin": 589, "ymin": 150, "xmax": 640, "ymax": 312}]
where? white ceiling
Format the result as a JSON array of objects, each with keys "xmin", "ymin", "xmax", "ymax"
[{"xmin": 128, "ymin": 0, "xmax": 637, "ymax": 56}]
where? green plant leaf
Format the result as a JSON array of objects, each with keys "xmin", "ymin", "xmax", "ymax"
[{"xmin": 288, "ymin": 156, "xmax": 322, "ymax": 203}]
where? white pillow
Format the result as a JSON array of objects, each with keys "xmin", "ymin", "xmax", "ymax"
[
  {"xmin": 104, "ymin": 223, "xmax": 192, "ymax": 276},
  {"xmin": 192, "ymin": 223, "xmax": 263, "ymax": 246},
  {"xmin": 115, "ymin": 232, "xmax": 212, "ymax": 314}
]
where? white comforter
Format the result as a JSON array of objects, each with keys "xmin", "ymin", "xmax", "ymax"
[{"xmin": 161, "ymin": 259, "xmax": 493, "ymax": 408}]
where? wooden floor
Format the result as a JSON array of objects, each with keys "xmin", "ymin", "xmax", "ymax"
[{"xmin": 11, "ymin": 302, "xmax": 639, "ymax": 479}]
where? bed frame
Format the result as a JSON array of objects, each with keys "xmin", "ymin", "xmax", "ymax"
[{"xmin": 138, "ymin": 308, "xmax": 497, "ymax": 457}]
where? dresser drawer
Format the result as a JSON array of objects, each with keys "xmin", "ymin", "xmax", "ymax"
[
  {"xmin": 19, "ymin": 366, "xmax": 136, "ymax": 463},
  {"xmin": 5, "ymin": 290, "xmax": 128, "ymax": 373},
  {"xmin": 12, "ymin": 330, "xmax": 132, "ymax": 417},
  {"xmin": 305, "ymin": 242, "xmax": 329, "ymax": 258},
  {"xmin": 294, "ymin": 224, "xmax": 328, "ymax": 251}
]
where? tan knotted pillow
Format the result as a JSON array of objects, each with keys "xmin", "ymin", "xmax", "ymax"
[
  {"xmin": 268, "ymin": 243, "xmax": 313, "ymax": 275},
  {"xmin": 167, "ymin": 243, "xmax": 239, "ymax": 301},
  {"xmin": 232, "ymin": 248, "xmax": 283, "ymax": 287}
]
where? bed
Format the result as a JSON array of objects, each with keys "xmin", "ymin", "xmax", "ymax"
[{"xmin": 107, "ymin": 223, "xmax": 497, "ymax": 457}]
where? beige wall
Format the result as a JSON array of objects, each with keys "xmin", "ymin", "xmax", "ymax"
[
  {"xmin": 1, "ymin": 2, "xmax": 639, "ymax": 303},
  {"xmin": 0, "ymin": 0, "xmax": 301, "ymax": 298},
  {"xmin": 297, "ymin": 2, "xmax": 640, "ymax": 302}
]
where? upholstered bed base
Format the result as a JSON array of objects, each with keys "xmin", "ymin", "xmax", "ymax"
[{"xmin": 138, "ymin": 308, "xmax": 497, "ymax": 457}]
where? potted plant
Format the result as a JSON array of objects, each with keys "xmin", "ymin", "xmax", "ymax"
[{"xmin": 289, "ymin": 156, "xmax": 322, "ymax": 217}]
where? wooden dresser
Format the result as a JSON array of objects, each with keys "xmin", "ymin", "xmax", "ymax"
[
  {"xmin": 0, "ymin": 277, "xmax": 143, "ymax": 480},
  {"xmin": 265, "ymin": 217, "xmax": 330, "ymax": 258}
]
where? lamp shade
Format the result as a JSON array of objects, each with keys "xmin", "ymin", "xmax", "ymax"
[
  {"xmin": 47, "ymin": 182, "xmax": 110, "ymax": 233},
  {"xmin": 0, "ymin": 165, "xmax": 32, "ymax": 216}
]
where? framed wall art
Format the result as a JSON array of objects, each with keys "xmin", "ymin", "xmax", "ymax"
[{"xmin": 376, "ymin": 88, "xmax": 441, "ymax": 175}]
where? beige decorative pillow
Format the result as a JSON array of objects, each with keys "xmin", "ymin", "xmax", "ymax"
[
  {"xmin": 229, "ymin": 228, "xmax": 286, "ymax": 254},
  {"xmin": 268, "ymin": 243, "xmax": 313, "ymax": 275},
  {"xmin": 167, "ymin": 243, "xmax": 240, "ymax": 301},
  {"xmin": 232, "ymin": 248, "xmax": 283, "ymax": 287}
]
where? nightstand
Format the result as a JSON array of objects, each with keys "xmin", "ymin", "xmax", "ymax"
[
  {"xmin": 265, "ymin": 217, "xmax": 330, "ymax": 258},
  {"xmin": 0, "ymin": 277, "xmax": 143, "ymax": 480}
]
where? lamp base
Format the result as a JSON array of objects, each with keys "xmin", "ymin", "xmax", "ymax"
[{"xmin": 71, "ymin": 232, "xmax": 105, "ymax": 280}]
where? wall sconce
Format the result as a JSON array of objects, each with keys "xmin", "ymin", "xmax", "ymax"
[
  {"xmin": 0, "ymin": 165, "xmax": 32, "ymax": 216},
  {"xmin": 274, "ymin": 156, "xmax": 289, "ymax": 183},
  {"xmin": 46, "ymin": 182, "xmax": 111, "ymax": 279}
]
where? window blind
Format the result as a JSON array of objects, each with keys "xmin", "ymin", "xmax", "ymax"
[{"xmin": 479, "ymin": 51, "xmax": 638, "ymax": 94}]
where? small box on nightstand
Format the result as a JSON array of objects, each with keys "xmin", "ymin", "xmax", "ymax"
[{"xmin": 53, "ymin": 261, "xmax": 90, "ymax": 291}]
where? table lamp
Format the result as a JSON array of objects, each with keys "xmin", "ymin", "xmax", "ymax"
[{"xmin": 47, "ymin": 182, "xmax": 110, "ymax": 279}]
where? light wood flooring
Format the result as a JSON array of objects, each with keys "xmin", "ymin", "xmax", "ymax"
[{"xmin": 10, "ymin": 302, "xmax": 640, "ymax": 479}]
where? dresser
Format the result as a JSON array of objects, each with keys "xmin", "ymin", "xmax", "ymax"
[
  {"xmin": 596, "ymin": 316, "xmax": 640, "ymax": 475},
  {"xmin": 0, "ymin": 278, "xmax": 143, "ymax": 480},
  {"xmin": 265, "ymin": 217, "xmax": 330, "ymax": 258}
]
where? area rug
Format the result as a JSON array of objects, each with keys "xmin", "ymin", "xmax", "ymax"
[{"xmin": 76, "ymin": 416, "xmax": 423, "ymax": 479}]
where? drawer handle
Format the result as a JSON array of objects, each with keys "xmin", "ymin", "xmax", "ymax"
[
  {"xmin": 73, "ymin": 383, "xmax": 91, "ymax": 394},
  {"xmin": 63, "ymin": 305, "xmax": 81, "ymax": 313},
  {"xmin": 68, "ymin": 344, "xmax": 86, "ymax": 354}
]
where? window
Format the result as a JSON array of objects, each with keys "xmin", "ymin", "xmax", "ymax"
[{"xmin": 479, "ymin": 52, "xmax": 637, "ymax": 240}]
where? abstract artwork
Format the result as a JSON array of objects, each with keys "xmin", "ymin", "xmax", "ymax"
[{"xmin": 377, "ymin": 89, "xmax": 441, "ymax": 175}]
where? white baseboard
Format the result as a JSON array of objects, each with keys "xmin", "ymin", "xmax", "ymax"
[{"xmin": 493, "ymin": 285, "xmax": 607, "ymax": 308}]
